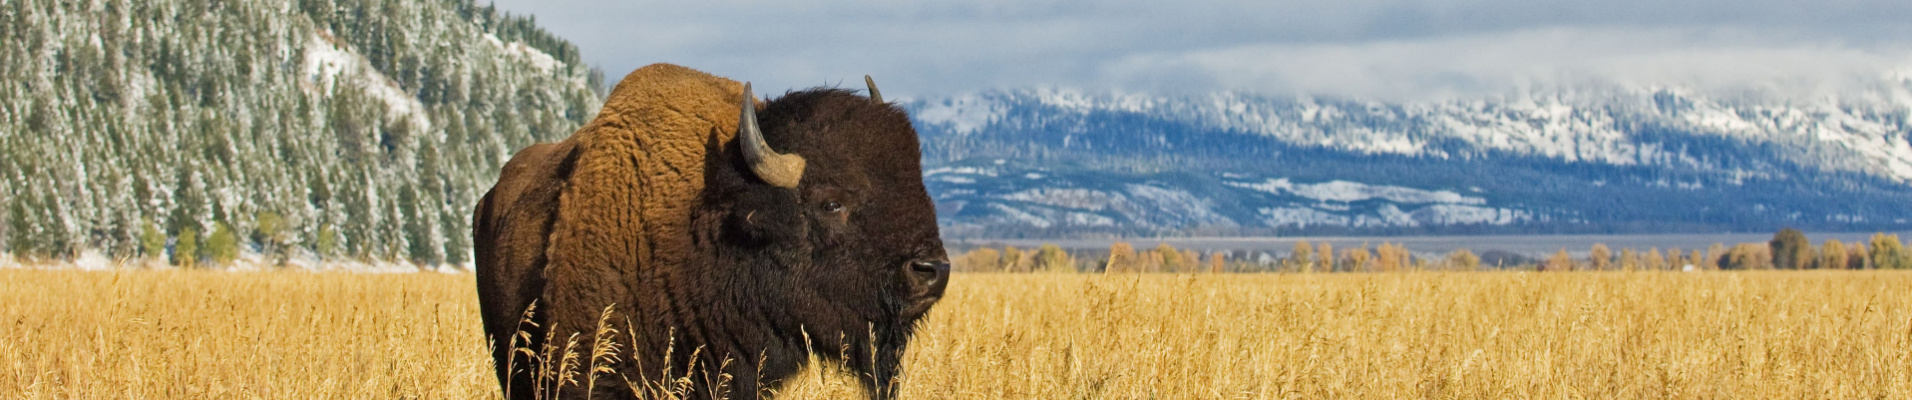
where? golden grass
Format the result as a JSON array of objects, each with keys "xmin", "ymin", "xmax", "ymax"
[
  {"xmin": 0, "ymin": 269, "xmax": 493, "ymax": 399},
  {"xmin": 3, "ymin": 269, "xmax": 1908, "ymax": 399}
]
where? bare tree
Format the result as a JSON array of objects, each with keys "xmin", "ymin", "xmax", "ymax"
[
  {"xmin": 1446, "ymin": 249, "xmax": 1481, "ymax": 271},
  {"xmin": 1106, "ymin": 242, "xmax": 1137, "ymax": 273},
  {"xmin": 1589, "ymin": 244, "xmax": 1613, "ymax": 270},
  {"xmin": 1290, "ymin": 240, "xmax": 1315, "ymax": 273}
]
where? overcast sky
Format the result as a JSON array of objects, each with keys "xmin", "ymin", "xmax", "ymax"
[{"xmin": 485, "ymin": 0, "xmax": 1912, "ymax": 100}]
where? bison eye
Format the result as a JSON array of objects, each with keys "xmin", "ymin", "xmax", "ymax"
[{"xmin": 822, "ymin": 201, "xmax": 844, "ymax": 213}]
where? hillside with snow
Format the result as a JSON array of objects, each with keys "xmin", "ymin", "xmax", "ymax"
[
  {"xmin": 0, "ymin": 0, "xmax": 602, "ymax": 264},
  {"xmin": 908, "ymin": 77, "xmax": 1912, "ymax": 237}
]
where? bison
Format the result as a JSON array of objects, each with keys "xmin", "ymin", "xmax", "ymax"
[{"xmin": 473, "ymin": 64, "xmax": 949, "ymax": 400}]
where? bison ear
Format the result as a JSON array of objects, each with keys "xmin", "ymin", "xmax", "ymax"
[{"xmin": 864, "ymin": 75, "xmax": 883, "ymax": 103}]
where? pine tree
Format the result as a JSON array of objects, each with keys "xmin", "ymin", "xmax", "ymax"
[
  {"xmin": 5, "ymin": 197, "xmax": 26, "ymax": 257},
  {"xmin": 443, "ymin": 212, "xmax": 471, "ymax": 266},
  {"xmin": 400, "ymin": 186, "xmax": 440, "ymax": 265},
  {"xmin": 0, "ymin": 0, "xmax": 601, "ymax": 267},
  {"xmin": 0, "ymin": 189, "xmax": 8, "ymax": 256}
]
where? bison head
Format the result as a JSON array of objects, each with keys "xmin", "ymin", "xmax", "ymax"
[{"xmin": 696, "ymin": 79, "xmax": 947, "ymax": 397}]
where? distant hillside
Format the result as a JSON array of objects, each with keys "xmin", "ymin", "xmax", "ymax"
[
  {"xmin": 905, "ymin": 83, "xmax": 1912, "ymax": 238},
  {"xmin": 0, "ymin": 0, "xmax": 602, "ymax": 264}
]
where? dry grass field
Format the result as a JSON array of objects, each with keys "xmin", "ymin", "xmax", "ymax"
[{"xmin": 3, "ymin": 269, "xmax": 1908, "ymax": 399}]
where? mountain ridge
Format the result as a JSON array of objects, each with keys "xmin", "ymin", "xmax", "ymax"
[{"xmin": 905, "ymin": 77, "xmax": 1912, "ymax": 238}]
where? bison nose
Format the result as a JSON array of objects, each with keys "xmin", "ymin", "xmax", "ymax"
[{"xmin": 910, "ymin": 260, "xmax": 950, "ymax": 290}]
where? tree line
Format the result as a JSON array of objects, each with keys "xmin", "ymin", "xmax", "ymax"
[{"xmin": 950, "ymin": 230, "xmax": 1912, "ymax": 273}]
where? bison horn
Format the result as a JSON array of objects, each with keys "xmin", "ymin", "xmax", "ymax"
[
  {"xmin": 738, "ymin": 82, "xmax": 806, "ymax": 188},
  {"xmin": 865, "ymin": 75, "xmax": 883, "ymax": 103}
]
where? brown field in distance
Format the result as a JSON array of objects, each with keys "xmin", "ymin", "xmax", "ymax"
[{"xmin": 3, "ymin": 269, "xmax": 1908, "ymax": 399}]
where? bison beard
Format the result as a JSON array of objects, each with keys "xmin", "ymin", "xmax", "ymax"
[{"xmin": 474, "ymin": 64, "xmax": 948, "ymax": 400}]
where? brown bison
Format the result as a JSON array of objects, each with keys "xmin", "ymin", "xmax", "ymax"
[{"xmin": 473, "ymin": 64, "xmax": 948, "ymax": 400}]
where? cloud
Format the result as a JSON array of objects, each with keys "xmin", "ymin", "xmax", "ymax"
[
  {"xmin": 486, "ymin": 0, "xmax": 1912, "ymax": 99},
  {"xmin": 1111, "ymin": 26, "xmax": 1911, "ymax": 100}
]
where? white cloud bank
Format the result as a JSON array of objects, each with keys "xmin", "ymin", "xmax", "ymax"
[
  {"xmin": 486, "ymin": 0, "xmax": 1912, "ymax": 100},
  {"xmin": 1108, "ymin": 26, "xmax": 1912, "ymax": 100}
]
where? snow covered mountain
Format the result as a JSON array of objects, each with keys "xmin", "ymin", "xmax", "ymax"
[{"xmin": 907, "ymin": 77, "xmax": 1912, "ymax": 238}]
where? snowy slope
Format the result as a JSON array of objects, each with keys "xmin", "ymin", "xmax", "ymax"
[
  {"xmin": 0, "ymin": 0, "xmax": 602, "ymax": 264},
  {"xmin": 917, "ymin": 80, "xmax": 1912, "ymax": 182},
  {"xmin": 910, "ymin": 76, "xmax": 1912, "ymax": 237}
]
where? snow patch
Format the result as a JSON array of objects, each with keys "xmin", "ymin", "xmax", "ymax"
[
  {"xmin": 1000, "ymin": 188, "xmax": 1124, "ymax": 211},
  {"xmin": 73, "ymin": 250, "xmax": 115, "ymax": 270},
  {"xmin": 1256, "ymin": 204, "xmax": 1530, "ymax": 228},
  {"xmin": 1411, "ymin": 204, "xmax": 1532, "ymax": 225},
  {"xmin": 484, "ymin": 33, "xmax": 562, "ymax": 73},
  {"xmin": 303, "ymin": 31, "xmax": 432, "ymax": 131},
  {"xmin": 1065, "ymin": 212, "xmax": 1117, "ymax": 226},
  {"xmin": 988, "ymin": 203, "xmax": 1053, "ymax": 228},
  {"xmin": 1124, "ymin": 184, "xmax": 1238, "ymax": 227},
  {"xmin": 915, "ymin": 94, "xmax": 1005, "ymax": 134},
  {"xmin": 924, "ymin": 166, "xmax": 998, "ymax": 177},
  {"xmin": 1225, "ymin": 178, "xmax": 1485, "ymax": 205},
  {"xmin": 1256, "ymin": 207, "xmax": 1349, "ymax": 228}
]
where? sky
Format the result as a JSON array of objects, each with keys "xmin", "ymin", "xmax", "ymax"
[{"xmin": 484, "ymin": 0, "xmax": 1912, "ymax": 101}]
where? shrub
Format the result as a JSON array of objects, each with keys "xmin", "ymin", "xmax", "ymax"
[
  {"xmin": 139, "ymin": 218, "xmax": 166, "ymax": 260},
  {"xmin": 206, "ymin": 221, "xmax": 240, "ymax": 266},
  {"xmin": 173, "ymin": 227, "xmax": 198, "ymax": 267}
]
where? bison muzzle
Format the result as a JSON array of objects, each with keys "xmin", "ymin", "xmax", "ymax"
[{"xmin": 473, "ymin": 64, "xmax": 948, "ymax": 400}]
